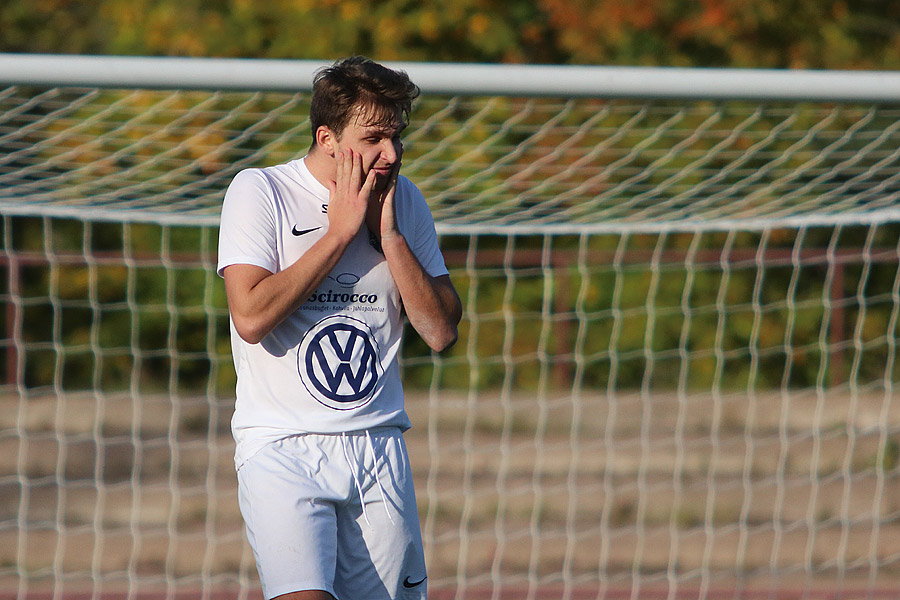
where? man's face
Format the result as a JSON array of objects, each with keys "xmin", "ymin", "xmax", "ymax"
[{"xmin": 332, "ymin": 105, "xmax": 405, "ymax": 191}]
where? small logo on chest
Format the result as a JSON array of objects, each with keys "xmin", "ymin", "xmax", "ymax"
[{"xmin": 292, "ymin": 225, "xmax": 321, "ymax": 236}]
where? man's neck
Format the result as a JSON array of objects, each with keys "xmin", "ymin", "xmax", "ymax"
[{"xmin": 303, "ymin": 146, "xmax": 335, "ymax": 189}]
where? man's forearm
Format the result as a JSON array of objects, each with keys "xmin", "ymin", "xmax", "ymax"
[
  {"xmin": 380, "ymin": 233, "xmax": 462, "ymax": 352},
  {"xmin": 225, "ymin": 230, "xmax": 354, "ymax": 343}
]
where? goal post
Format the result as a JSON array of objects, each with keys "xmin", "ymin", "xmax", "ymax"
[{"xmin": 2, "ymin": 54, "xmax": 900, "ymax": 599}]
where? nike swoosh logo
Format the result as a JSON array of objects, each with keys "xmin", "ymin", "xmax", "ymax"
[
  {"xmin": 292, "ymin": 225, "xmax": 321, "ymax": 236},
  {"xmin": 402, "ymin": 575, "xmax": 427, "ymax": 589}
]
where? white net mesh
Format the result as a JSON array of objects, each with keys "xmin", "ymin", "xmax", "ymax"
[
  {"xmin": 4, "ymin": 85, "xmax": 900, "ymax": 230},
  {"xmin": 2, "ymin": 60, "xmax": 900, "ymax": 599}
]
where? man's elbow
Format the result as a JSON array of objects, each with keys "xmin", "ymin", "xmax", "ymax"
[
  {"xmin": 231, "ymin": 315, "xmax": 270, "ymax": 345},
  {"xmin": 427, "ymin": 294, "xmax": 463, "ymax": 352},
  {"xmin": 427, "ymin": 326, "xmax": 459, "ymax": 353}
]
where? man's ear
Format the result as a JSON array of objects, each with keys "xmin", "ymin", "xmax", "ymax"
[{"xmin": 316, "ymin": 126, "xmax": 337, "ymax": 157}]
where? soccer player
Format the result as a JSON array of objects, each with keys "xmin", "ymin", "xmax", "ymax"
[{"xmin": 217, "ymin": 56, "xmax": 462, "ymax": 600}]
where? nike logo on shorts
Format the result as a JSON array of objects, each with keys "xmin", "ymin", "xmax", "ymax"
[
  {"xmin": 292, "ymin": 225, "xmax": 321, "ymax": 236},
  {"xmin": 403, "ymin": 575, "xmax": 427, "ymax": 588}
]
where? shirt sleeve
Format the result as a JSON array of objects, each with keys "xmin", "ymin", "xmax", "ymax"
[
  {"xmin": 397, "ymin": 176, "xmax": 449, "ymax": 278},
  {"xmin": 217, "ymin": 169, "xmax": 280, "ymax": 277}
]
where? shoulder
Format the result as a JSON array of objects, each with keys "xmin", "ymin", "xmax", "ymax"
[
  {"xmin": 225, "ymin": 168, "xmax": 269, "ymax": 199},
  {"xmin": 397, "ymin": 175, "xmax": 427, "ymax": 205},
  {"xmin": 227, "ymin": 166, "xmax": 277, "ymax": 191},
  {"xmin": 224, "ymin": 165, "xmax": 295, "ymax": 208},
  {"xmin": 394, "ymin": 176, "xmax": 440, "ymax": 240},
  {"xmin": 221, "ymin": 168, "xmax": 280, "ymax": 224}
]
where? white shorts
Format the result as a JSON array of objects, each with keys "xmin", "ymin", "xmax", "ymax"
[{"xmin": 237, "ymin": 427, "xmax": 427, "ymax": 600}]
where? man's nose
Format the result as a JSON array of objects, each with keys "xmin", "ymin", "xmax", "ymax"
[{"xmin": 382, "ymin": 139, "xmax": 402, "ymax": 162}]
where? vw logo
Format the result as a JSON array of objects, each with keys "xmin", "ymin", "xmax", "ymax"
[{"xmin": 298, "ymin": 315, "xmax": 382, "ymax": 410}]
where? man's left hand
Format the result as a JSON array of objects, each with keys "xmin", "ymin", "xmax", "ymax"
[{"xmin": 366, "ymin": 161, "xmax": 402, "ymax": 244}]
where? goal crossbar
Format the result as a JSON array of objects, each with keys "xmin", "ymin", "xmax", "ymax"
[{"xmin": 3, "ymin": 53, "xmax": 900, "ymax": 100}]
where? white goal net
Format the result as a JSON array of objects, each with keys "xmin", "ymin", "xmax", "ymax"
[{"xmin": 2, "ymin": 55, "xmax": 900, "ymax": 599}]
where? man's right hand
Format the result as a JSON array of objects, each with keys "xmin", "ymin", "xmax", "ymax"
[{"xmin": 326, "ymin": 149, "xmax": 376, "ymax": 243}]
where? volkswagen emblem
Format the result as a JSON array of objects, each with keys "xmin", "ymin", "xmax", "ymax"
[{"xmin": 298, "ymin": 314, "xmax": 382, "ymax": 410}]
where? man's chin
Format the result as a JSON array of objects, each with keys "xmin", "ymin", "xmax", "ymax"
[{"xmin": 371, "ymin": 172, "xmax": 391, "ymax": 191}]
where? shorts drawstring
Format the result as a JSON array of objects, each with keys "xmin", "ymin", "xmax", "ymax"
[
  {"xmin": 340, "ymin": 432, "xmax": 371, "ymax": 528},
  {"xmin": 340, "ymin": 430, "xmax": 395, "ymax": 528},
  {"xmin": 367, "ymin": 429, "xmax": 396, "ymax": 526}
]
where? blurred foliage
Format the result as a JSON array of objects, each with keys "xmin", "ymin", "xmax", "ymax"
[
  {"xmin": 3, "ymin": 1, "xmax": 900, "ymax": 395},
  {"xmin": 537, "ymin": 0, "xmax": 900, "ymax": 69},
  {"xmin": 11, "ymin": 215, "xmax": 900, "ymax": 395},
  {"xmin": 402, "ymin": 225, "xmax": 900, "ymax": 392},
  {"xmin": 1, "ymin": 0, "xmax": 899, "ymax": 69},
  {"xmin": 3, "ymin": 217, "xmax": 233, "ymax": 394}
]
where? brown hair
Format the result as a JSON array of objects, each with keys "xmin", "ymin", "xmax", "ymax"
[{"xmin": 309, "ymin": 56, "xmax": 420, "ymax": 146}]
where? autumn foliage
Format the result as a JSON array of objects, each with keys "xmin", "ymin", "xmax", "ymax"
[{"xmin": 2, "ymin": 0, "xmax": 899, "ymax": 69}]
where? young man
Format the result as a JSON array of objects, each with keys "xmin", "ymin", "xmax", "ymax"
[{"xmin": 217, "ymin": 57, "xmax": 462, "ymax": 600}]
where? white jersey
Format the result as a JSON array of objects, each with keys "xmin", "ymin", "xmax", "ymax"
[{"xmin": 217, "ymin": 157, "xmax": 448, "ymax": 468}]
